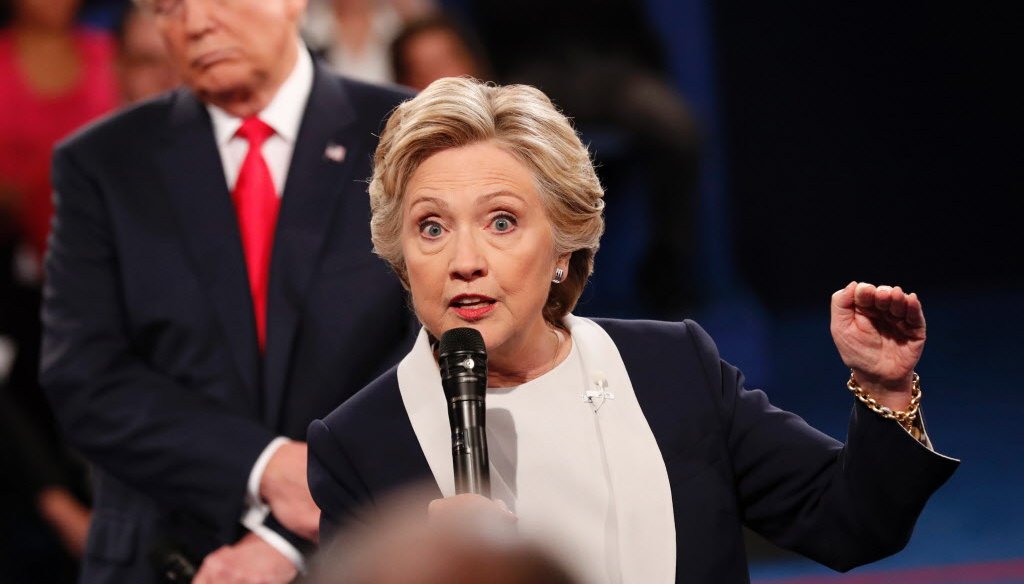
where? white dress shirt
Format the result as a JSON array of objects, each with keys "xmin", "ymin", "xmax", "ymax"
[
  {"xmin": 206, "ymin": 40, "xmax": 313, "ymax": 196},
  {"xmin": 205, "ymin": 41, "xmax": 314, "ymax": 571}
]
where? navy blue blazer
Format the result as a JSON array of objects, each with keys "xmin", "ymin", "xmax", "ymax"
[
  {"xmin": 308, "ymin": 319, "xmax": 958, "ymax": 583},
  {"xmin": 41, "ymin": 65, "xmax": 416, "ymax": 582}
]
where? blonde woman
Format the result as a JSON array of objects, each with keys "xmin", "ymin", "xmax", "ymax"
[{"xmin": 308, "ymin": 78, "xmax": 957, "ymax": 583}]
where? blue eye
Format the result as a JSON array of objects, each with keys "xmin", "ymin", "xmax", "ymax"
[
  {"xmin": 491, "ymin": 215, "xmax": 516, "ymax": 233},
  {"xmin": 420, "ymin": 221, "xmax": 443, "ymax": 238}
]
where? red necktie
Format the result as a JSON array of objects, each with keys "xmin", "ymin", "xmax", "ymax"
[{"xmin": 232, "ymin": 117, "xmax": 279, "ymax": 352}]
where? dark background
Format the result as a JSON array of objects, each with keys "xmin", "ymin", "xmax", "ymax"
[{"xmin": 714, "ymin": 3, "xmax": 1020, "ymax": 308}]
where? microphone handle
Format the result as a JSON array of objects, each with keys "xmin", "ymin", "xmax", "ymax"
[
  {"xmin": 449, "ymin": 394, "xmax": 490, "ymax": 497},
  {"xmin": 149, "ymin": 541, "xmax": 197, "ymax": 583}
]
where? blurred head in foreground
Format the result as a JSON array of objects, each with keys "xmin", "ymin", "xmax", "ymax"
[{"xmin": 310, "ymin": 487, "xmax": 578, "ymax": 584}]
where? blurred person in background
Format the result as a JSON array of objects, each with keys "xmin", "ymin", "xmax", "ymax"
[
  {"xmin": 459, "ymin": 0, "xmax": 701, "ymax": 317},
  {"xmin": 308, "ymin": 78, "xmax": 958, "ymax": 583},
  {"xmin": 0, "ymin": 0, "xmax": 117, "ymax": 266},
  {"xmin": 113, "ymin": 1, "xmax": 178, "ymax": 104},
  {"xmin": 40, "ymin": 0, "xmax": 416, "ymax": 581},
  {"xmin": 1, "ymin": 3, "xmax": 179, "ymax": 579},
  {"xmin": 389, "ymin": 13, "xmax": 490, "ymax": 91},
  {"xmin": 1, "ymin": 213, "xmax": 90, "ymax": 584},
  {"xmin": 302, "ymin": 0, "xmax": 433, "ymax": 84},
  {"xmin": 0, "ymin": 0, "xmax": 115, "ymax": 580}
]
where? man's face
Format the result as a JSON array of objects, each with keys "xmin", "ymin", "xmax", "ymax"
[
  {"xmin": 151, "ymin": 0, "xmax": 306, "ymax": 104},
  {"xmin": 399, "ymin": 29, "xmax": 481, "ymax": 91},
  {"xmin": 118, "ymin": 10, "xmax": 180, "ymax": 104}
]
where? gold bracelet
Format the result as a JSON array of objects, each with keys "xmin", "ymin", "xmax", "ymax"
[{"xmin": 847, "ymin": 370, "xmax": 922, "ymax": 433}]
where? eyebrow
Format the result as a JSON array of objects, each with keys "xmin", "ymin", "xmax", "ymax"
[
  {"xmin": 406, "ymin": 190, "xmax": 526, "ymax": 212},
  {"xmin": 406, "ymin": 195, "xmax": 450, "ymax": 213}
]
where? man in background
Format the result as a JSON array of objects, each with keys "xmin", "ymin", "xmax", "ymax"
[
  {"xmin": 114, "ymin": 1, "xmax": 178, "ymax": 103},
  {"xmin": 41, "ymin": 0, "xmax": 414, "ymax": 581},
  {"xmin": 389, "ymin": 13, "xmax": 490, "ymax": 91}
]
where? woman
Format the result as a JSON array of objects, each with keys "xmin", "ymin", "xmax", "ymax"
[
  {"xmin": 0, "ymin": 0, "xmax": 110, "ymax": 574},
  {"xmin": 308, "ymin": 77, "xmax": 958, "ymax": 583},
  {"xmin": 0, "ymin": 0, "xmax": 117, "ymax": 263}
]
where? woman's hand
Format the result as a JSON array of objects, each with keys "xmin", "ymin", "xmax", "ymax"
[{"xmin": 830, "ymin": 281, "xmax": 926, "ymax": 410}]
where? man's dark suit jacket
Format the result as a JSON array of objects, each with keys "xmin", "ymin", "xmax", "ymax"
[
  {"xmin": 308, "ymin": 319, "xmax": 958, "ymax": 583},
  {"xmin": 41, "ymin": 65, "xmax": 416, "ymax": 582}
]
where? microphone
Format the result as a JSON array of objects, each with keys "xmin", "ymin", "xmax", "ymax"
[
  {"xmin": 149, "ymin": 540, "xmax": 197, "ymax": 583},
  {"xmin": 438, "ymin": 327, "xmax": 490, "ymax": 497}
]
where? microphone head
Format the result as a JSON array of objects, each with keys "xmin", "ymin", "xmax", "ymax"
[
  {"xmin": 437, "ymin": 328, "xmax": 491, "ymax": 496},
  {"xmin": 438, "ymin": 327, "xmax": 486, "ymax": 358},
  {"xmin": 438, "ymin": 328, "xmax": 487, "ymax": 401}
]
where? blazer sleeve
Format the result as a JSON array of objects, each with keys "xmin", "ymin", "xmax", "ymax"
[
  {"xmin": 684, "ymin": 320, "xmax": 958, "ymax": 572},
  {"xmin": 307, "ymin": 418, "xmax": 372, "ymax": 542},
  {"xmin": 41, "ymin": 142, "xmax": 276, "ymax": 536}
]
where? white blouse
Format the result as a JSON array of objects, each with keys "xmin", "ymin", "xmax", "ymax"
[{"xmin": 396, "ymin": 315, "xmax": 676, "ymax": 583}]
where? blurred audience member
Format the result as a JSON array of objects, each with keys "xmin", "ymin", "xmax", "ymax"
[
  {"xmin": 1, "ymin": 0, "xmax": 114, "ymax": 580},
  {"xmin": 0, "ymin": 393, "xmax": 90, "ymax": 581},
  {"xmin": 0, "ymin": 0, "xmax": 117, "ymax": 265},
  {"xmin": 303, "ymin": 0, "xmax": 433, "ymax": 84},
  {"xmin": 390, "ymin": 13, "xmax": 490, "ymax": 90},
  {"xmin": 310, "ymin": 486, "xmax": 577, "ymax": 584},
  {"xmin": 114, "ymin": 2, "xmax": 178, "ymax": 104},
  {"xmin": 1, "ymin": 203, "xmax": 90, "ymax": 584},
  {"xmin": 461, "ymin": 0, "xmax": 702, "ymax": 316}
]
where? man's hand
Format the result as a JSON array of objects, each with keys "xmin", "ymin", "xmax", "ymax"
[
  {"xmin": 194, "ymin": 532, "xmax": 297, "ymax": 584},
  {"xmin": 260, "ymin": 441, "xmax": 320, "ymax": 542}
]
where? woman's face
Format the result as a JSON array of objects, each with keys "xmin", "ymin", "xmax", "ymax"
[
  {"xmin": 401, "ymin": 141, "xmax": 564, "ymax": 366},
  {"xmin": 14, "ymin": 0, "xmax": 80, "ymax": 30}
]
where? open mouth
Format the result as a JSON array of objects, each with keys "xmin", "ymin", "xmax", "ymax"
[{"xmin": 449, "ymin": 294, "xmax": 496, "ymax": 320}]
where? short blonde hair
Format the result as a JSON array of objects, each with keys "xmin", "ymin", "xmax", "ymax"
[{"xmin": 369, "ymin": 77, "xmax": 605, "ymax": 327}]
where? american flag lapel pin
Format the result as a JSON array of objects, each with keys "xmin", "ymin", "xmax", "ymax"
[{"xmin": 324, "ymin": 142, "xmax": 347, "ymax": 163}]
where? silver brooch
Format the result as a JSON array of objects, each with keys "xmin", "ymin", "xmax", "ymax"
[{"xmin": 583, "ymin": 371, "xmax": 615, "ymax": 412}]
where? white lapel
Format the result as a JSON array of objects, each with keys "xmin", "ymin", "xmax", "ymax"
[
  {"xmin": 564, "ymin": 315, "xmax": 676, "ymax": 583},
  {"xmin": 396, "ymin": 328, "xmax": 457, "ymax": 497}
]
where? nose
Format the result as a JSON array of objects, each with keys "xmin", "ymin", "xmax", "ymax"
[
  {"xmin": 181, "ymin": 0, "xmax": 216, "ymax": 38},
  {"xmin": 449, "ymin": 230, "xmax": 487, "ymax": 282}
]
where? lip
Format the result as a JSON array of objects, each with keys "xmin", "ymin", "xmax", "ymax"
[
  {"xmin": 191, "ymin": 48, "xmax": 235, "ymax": 70},
  {"xmin": 449, "ymin": 294, "xmax": 497, "ymax": 321}
]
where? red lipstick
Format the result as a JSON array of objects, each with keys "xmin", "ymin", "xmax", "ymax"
[{"xmin": 449, "ymin": 294, "xmax": 496, "ymax": 321}]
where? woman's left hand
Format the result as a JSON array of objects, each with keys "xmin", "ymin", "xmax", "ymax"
[{"xmin": 830, "ymin": 281, "xmax": 926, "ymax": 409}]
